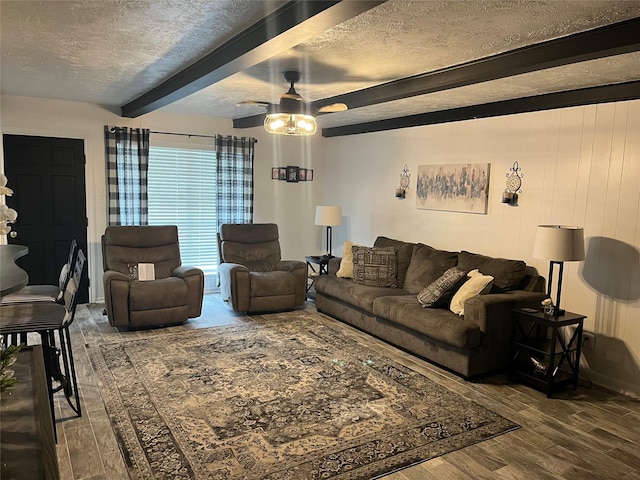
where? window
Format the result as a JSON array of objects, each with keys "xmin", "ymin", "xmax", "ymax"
[{"xmin": 147, "ymin": 146, "xmax": 218, "ymax": 290}]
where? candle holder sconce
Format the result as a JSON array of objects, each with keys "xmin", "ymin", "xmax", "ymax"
[
  {"xmin": 502, "ymin": 161, "xmax": 523, "ymax": 206},
  {"xmin": 396, "ymin": 164, "xmax": 410, "ymax": 199}
]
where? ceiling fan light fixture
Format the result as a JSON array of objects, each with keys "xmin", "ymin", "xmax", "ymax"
[{"xmin": 264, "ymin": 112, "xmax": 317, "ymax": 136}]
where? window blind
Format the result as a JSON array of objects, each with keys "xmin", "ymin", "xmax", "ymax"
[{"xmin": 147, "ymin": 146, "xmax": 218, "ymax": 275}]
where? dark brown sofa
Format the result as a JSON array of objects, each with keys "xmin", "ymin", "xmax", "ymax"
[
  {"xmin": 314, "ymin": 236, "xmax": 546, "ymax": 377},
  {"xmin": 218, "ymin": 223, "xmax": 307, "ymax": 313},
  {"xmin": 102, "ymin": 225, "xmax": 204, "ymax": 328}
]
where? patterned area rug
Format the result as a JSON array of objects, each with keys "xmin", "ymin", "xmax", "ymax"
[{"xmin": 89, "ymin": 311, "xmax": 518, "ymax": 479}]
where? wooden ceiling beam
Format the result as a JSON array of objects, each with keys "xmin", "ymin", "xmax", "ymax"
[
  {"xmin": 234, "ymin": 17, "xmax": 640, "ymax": 130},
  {"xmin": 121, "ymin": 0, "xmax": 386, "ymax": 118},
  {"xmin": 312, "ymin": 17, "xmax": 640, "ymax": 111},
  {"xmin": 321, "ymin": 81, "xmax": 640, "ymax": 137}
]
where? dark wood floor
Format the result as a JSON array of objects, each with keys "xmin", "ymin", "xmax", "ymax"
[{"xmin": 49, "ymin": 294, "xmax": 640, "ymax": 479}]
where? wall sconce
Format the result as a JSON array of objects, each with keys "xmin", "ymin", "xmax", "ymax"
[
  {"xmin": 502, "ymin": 161, "xmax": 523, "ymax": 206},
  {"xmin": 395, "ymin": 164, "xmax": 410, "ymax": 199}
]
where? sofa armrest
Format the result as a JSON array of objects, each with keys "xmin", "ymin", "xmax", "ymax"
[
  {"xmin": 464, "ymin": 290, "xmax": 547, "ymax": 332},
  {"xmin": 328, "ymin": 257, "xmax": 342, "ymax": 275},
  {"xmin": 173, "ymin": 266, "xmax": 204, "ymax": 318},
  {"xmin": 218, "ymin": 262, "xmax": 250, "ymax": 312},
  {"xmin": 103, "ymin": 270, "xmax": 131, "ymax": 327},
  {"xmin": 463, "ymin": 290, "xmax": 546, "ymax": 369}
]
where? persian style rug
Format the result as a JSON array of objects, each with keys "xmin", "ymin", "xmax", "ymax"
[{"xmin": 89, "ymin": 312, "xmax": 518, "ymax": 479}]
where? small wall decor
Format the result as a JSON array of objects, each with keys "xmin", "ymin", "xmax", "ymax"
[
  {"xmin": 286, "ymin": 166, "xmax": 299, "ymax": 182},
  {"xmin": 395, "ymin": 164, "xmax": 410, "ymax": 198},
  {"xmin": 416, "ymin": 163, "xmax": 490, "ymax": 214},
  {"xmin": 502, "ymin": 161, "xmax": 523, "ymax": 206},
  {"xmin": 272, "ymin": 166, "xmax": 313, "ymax": 182}
]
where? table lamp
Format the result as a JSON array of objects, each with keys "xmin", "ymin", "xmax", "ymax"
[
  {"xmin": 314, "ymin": 206, "xmax": 342, "ymax": 257},
  {"xmin": 532, "ymin": 225, "xmax": 585, "ymax": 315}
]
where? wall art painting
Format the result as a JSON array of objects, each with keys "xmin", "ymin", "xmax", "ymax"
[{"xmin": 416, "ymin": 163, "xmax": 490, "ymax": 214}]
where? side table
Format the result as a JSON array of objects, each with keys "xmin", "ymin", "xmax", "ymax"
[
  {"xmin": 0, "ymin": 345, "xmax": 60, "ymax": 479},
  {"xmin": 305, "ymin": 255, "xmax": 331, "ymax": 299},
  {"xmin": 509, "ymin": 308, "xmax": 585, "ymax": 397}
]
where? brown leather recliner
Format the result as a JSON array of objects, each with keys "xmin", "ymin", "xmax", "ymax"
[
  {"xmin": 101, "ymin": 225, "xmax": 204, "ymax": 328},
  {"xmin": 218, "ymin": 223, "xmax": 307, "ymax": 313}
]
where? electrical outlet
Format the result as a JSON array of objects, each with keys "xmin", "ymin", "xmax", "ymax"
[{"xmin": 582, "ymin": 331, "xmax": 596, "ymax": 348}]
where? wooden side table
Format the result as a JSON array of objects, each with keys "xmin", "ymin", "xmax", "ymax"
[
  {"xmin": 509, "ymin": 308, "xmax": 585, "ymax": 397},
  {"xmin": 305, "ymin": 255, "xmax": 331, "ymax": 299},
  {"xmin": 0, "ymin": 345, "xmax": 59, "ymax": 479}
]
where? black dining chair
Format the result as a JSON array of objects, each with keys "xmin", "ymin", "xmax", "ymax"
[
  {"xmin": 1, "ymin": 239, "xmax": 78, "ymax": 306},
  {"xmin": 0, "ymin": 248, "xmax": 86, "ymax": 438}
]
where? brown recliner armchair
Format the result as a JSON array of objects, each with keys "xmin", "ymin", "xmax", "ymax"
[
  {"xmin": 218, "ymin": 223, "xmax": 307, "ymax": 313},
  {"xmin": 102, "ymin": 225, "xmax": 204, "ymax": 328}
]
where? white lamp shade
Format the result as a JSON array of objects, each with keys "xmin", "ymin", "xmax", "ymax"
[
  {"xmin": 532, "ymin": 225, "xmax": 585, "ymax": 261},
  {"xmin": 314, "ymin": 206, "xmax": 342, "ymax": 226}
]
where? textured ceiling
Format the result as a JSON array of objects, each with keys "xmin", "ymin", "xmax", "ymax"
[{"xmin": 2, "ymin": 0, "xmax": 639, "ymax": 135}]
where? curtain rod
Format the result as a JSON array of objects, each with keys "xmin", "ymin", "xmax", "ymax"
[
  {"xmin": 150, "ymin": 130, "xmax": 216, "ymax": 139},
  {"xmin": 108, "ymin": 127, "xmax": 257, "ymax": 143},
  {"xmin": 151, "ymin": 131, "xmax": 258, "ymax": 143}
]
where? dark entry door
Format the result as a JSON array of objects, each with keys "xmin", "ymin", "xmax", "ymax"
[{"xmin": 3, "ymin": 135, "xmax": 89, "ymax": 303}]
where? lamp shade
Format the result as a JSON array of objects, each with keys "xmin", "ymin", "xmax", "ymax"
[
  {"xmin": 314, "ymin": 206, "xmax": 342, "ymax": 226},
  {"xmin": 532, "ymin": 225, "xmax": 585, "ymax": 261}
]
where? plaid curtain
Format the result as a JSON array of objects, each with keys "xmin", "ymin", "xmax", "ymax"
[
  {"xmin": 216, "ymin": 135, "xmax": 255, "ymax": 228},
  {"xmin": 104, "ymin": 126, "xmax": 150, "ymax": 225}
]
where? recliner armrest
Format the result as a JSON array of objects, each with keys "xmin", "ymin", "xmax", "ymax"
[
  {"xmin": 276, "ymin": 260, "xmax": 306, "ymax": 272},
  {"xmin": 218, "ymin": 262, "xmax": 250, "ymax": 311},
  {"xmin": 172, "ymin": 266, "xmax": 203, "ymax": 279},
  {"xmin": 103, "ymin": 270, "xmax": 131, "ymax": 327},
  {"xmin": 172, "ymin": 266, "xmax": 205, "ymax": 318}
]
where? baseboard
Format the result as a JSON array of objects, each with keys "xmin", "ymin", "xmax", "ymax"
[{"xmin": 581, "ymin": 367, "xmax": 640, "ymax": 400}]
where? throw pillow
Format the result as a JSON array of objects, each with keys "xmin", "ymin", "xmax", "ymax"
[
  {"xmin": 404, "ymin": 243, "xmax": 459, "ymax": 294},
  {"xmin": 352, "ymin": 246, "xmax": 398, "ymax": 287},
  {"xmin": 417, "ymin": 266, "xmax": 467, "ymax": 308},
  {"xmin": 373, "ymin": 236, "xmax": 415, "ymax": 289},
  {"xmin": 336, "ymin": 240, "xmax": 359, "ymax": 278},
  {"xmin": 449, "ymin": 269, "xmax": 494, "ymax": 316}
]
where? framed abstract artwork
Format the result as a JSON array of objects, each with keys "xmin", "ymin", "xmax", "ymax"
[{"xmin": 416, "ymin": 163, "xmax": 490, "ymax": 214}]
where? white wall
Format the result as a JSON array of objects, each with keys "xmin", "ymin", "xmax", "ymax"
[
  {"xmin": 1, "ymin": 95, "xmax": 325, "ymax": 302},
  {"xmin": 321, "ymin": 100, "xmax": 640, "ymax": 398}
]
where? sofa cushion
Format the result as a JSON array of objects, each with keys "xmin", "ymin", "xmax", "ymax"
[
  {"xmin": 417, "ymin": 266, "xmax": 467, "ymax": 307},
  {"xmin": 336, "ymin": 240, "xmax": 359, "ymax": 278},
  {"xmin": 373, "ymin": 236, "xmax": 415, "ymax": 289},
  {"xmin": 403, "ymin": 243, "xmax": 459, "ymax": 294},
  {"xmin": 457, "ymin": 251, "xmax": 526, "ymax": 292},
  {"xmin": 372, "ymin": 295, "xmax": 482, "ymax": 349},
  {"xmin": 352, "ymin": 246, "xmax": 398, "ymax": 287},
  {"xmin": 449, "ymin": 269, "xmax": 494, "ymax": 316},
  {"xmin": 314, "ymin": 275, "xmax": 407, "ymax": 312}
]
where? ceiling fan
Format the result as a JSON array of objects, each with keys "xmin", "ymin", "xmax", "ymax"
[{"xmin": 238, "ymin": 71, "xmax": 348, "ymax": 136}]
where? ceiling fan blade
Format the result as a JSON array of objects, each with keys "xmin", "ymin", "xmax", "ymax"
[
  {"xmin": 237, "ymin": 100, "xmax": 271, "ymax": 107},
  {"xmin": 318, "ymin": 103, "xmax": 348, "ymax": 113},
  {"xmin": 281, "ymin": 93, "xmax": 303, "ymax": 101}
]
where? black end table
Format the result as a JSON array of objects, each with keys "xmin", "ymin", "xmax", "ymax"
[
  {"xmin": 510, "ymin": 308, "xmax": 585, "ymax": 397},
  {"xmin": 305, "ymin": 255, "xmax": 331, "ymax": 298}
]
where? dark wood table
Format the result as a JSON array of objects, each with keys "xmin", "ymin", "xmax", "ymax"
[
  {"xmin": 0, "ymin": 345, "xmax": 59, "ymax": 479},
  {"xmin": 0, "ymin": 244, "xmax": 29, "ymax": 296},
  {"xmin": 510, "ymin": 308, "xmax": 585, "ymax": 397}
]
